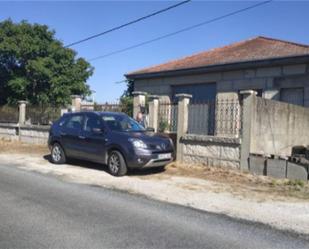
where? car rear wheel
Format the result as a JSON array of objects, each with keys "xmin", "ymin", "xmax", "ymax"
[
  {"xmin": 51, "ymin": 143, "xmax": 66, "ymax": 164},
  {"xmin": 108, "ymin": 150, "xmax": 127, "ymax": 176}
]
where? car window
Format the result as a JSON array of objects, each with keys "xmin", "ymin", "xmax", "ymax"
[
  {"xmin": 65, "ymin": 115, "xmax": 83, "ymax": 131},
  {"xmin": 102, "ymin": 114, "xmax": 145, "ymax": 132},
  {"xmin": 84, "ymin": 115, "xmax": 101, "ymax": 132},
  {"xmin": 59, "ymin": 115, "xmax": 68, "ymax": 126}
]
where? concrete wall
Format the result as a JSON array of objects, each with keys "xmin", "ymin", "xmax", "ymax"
[
  {"xmin": 0, "ymin": 123, "xmax": 49, "ymax": 145},
  {"xmin": 134, "ymin": 63, "xmax": 309, "ymax": 106},
  {"xmin": 181, "ymin": 134, "xmax": 241, "ymax": 168},
  {"xmin": 249, "ymin": 155, "xmax": 308, "ymax": 181},
  {"xmin": 250, "ymin": 97, "xmax": 309, "ymax": 157}
]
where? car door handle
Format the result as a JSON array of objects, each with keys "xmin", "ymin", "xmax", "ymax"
[
  {"xmin": 78, "ymin": 135, "xmax": 86, "ymax": 139},
  {"xmin": 60, "ymin": 132, "xmax": 66, "ymax": 136}
]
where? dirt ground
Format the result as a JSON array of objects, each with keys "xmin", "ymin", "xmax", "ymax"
[{"xmin": 1, "ymin": 139, "xmax": 308, "ymax": 201}]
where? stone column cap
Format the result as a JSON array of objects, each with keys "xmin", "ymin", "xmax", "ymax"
[
  {"xmin": 132, "ymin": 91, "xmax": 147, "ymax": 96},
  {"xmin": 239, "ymin": 90, "xmax": 257, "ymax": 96},
  {"xmin": 175, "ymin": 93, "xmax": 192, "ymax": 99},
  {"xmin": 18, "ymin": 100, "xmax": 28, "ymax": 104}
]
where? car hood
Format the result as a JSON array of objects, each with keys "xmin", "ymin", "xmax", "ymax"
[{"xmin": 128, "ymin": 131, "xmax": 170, "ymax": 143}]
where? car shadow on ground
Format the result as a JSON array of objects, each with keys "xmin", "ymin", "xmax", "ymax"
[{"xmin": 43, "ymin": 154, "xmax": 166, "ymax": 176}]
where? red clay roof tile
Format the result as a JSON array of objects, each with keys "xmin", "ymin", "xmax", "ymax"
[{"xmin": 126, "ymin": 36, "xmax": 309, "ymax": 76}]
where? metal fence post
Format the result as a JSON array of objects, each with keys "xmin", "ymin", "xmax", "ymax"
[
  {"xmin": 148, "ymin": 95, "xmax": 159, "ymax": 132},
  {"xmin": 18, "ymin": 101, "xmax": 28, "ymax": 125},
  {"xmin": 71, "ymin": 95, "xmax": 82, "ymax": 112},
  {"xmin": 132, "ymin": 91, "xmax": 147, "ymax": 118},
  {"xmin": 239, "ymin": 90, "xmax": 257, "ymax": 171},
  {"xmin": 176, "ymin": 94, "xmax": 192, "ymax": 161}
]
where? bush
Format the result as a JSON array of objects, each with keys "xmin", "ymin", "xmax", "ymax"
[{"xmin": 158, "ymin": 118, "xmax": 169, "ymax": 132}]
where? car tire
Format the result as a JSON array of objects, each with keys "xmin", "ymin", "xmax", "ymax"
[
  {"xmin": 51, "ymin": 143, "xmax": 66, "ymax": 164},
  {"xmin": 108, "ymin": 150, "xmax": 127, "ymax": 176}
]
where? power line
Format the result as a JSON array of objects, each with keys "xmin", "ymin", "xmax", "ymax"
[
  {"xmin": 65, "ymin": 0, "xmax": 191, "ymax": 48},
  {"xmin": 89, "ymin": 0, "xmax": 273, "ymax": 62}
]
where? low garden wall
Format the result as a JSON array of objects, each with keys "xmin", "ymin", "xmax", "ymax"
[
  {"xmin": 0, "ymin": 123, "xmax": 50, "ymax": 145},
  {"xmin": 180, "ymin": 134, "xmax": 241, "ymax": 168},
  {"xmin": 19, "ymin": 125, "xmax": 50, "ymax": 145},
  {"xmin": 0, "ymin": 123, "xmax": 19, "ymax": 141}
]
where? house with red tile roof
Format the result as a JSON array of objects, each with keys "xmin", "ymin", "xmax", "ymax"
[{"xmin": 125, "ymin": 36, "xmax": 309, "ymax": 106}]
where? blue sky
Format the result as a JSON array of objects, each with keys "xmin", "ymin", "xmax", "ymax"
[{"xmin": 0, "ymin": 1, "xmax": 308, "ymax": 102}]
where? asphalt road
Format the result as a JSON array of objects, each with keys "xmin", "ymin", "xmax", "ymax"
[{"xmin": 0, "ymin": 164, "xmax": 308, "ymax": 249}]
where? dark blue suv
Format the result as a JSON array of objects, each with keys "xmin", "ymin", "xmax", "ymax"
[{"xmin": 48, "ymin": 112, "xmax": 174, "ymax": 176}]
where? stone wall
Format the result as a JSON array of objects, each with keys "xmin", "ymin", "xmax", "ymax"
[
  {"xmin": 0, "ymin": 124, "xmax": 19, "ymax": 141},
  {"xmin": 181, "ymin": 134, "xmax": 241, "ymax": 168},
  {"xmin": 0, "ymin": 123, "xmax": 49, "ymax": 145},
  {"xmin": 19, "ymin": 125, "xmax": 50, "ymax": 145}
]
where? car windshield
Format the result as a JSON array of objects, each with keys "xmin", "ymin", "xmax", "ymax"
[{"xmin": 101, "ymin": 114, "xmax": 145, "ymax": 132}]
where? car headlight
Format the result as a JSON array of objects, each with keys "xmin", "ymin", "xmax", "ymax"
[{"xmin": 129, "ymin": 138, "xmax": 147, "ymax": 149}]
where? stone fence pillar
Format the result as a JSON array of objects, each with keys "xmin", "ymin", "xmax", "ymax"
[
  {"xmin": 148, "ymin": 95, "xmax": 159, "ymax": 132},
  {"xmin": 132, "ymin": 91, "xmax": 147, "ymax": 119},
  {"xmin": 176, "ymin": 94, "xmax": 192, "ymax": 161},
  {"xmin": 239, "ymin": 90, "xmax": 257, "ymax": 171},
  {"xmin": 18, "ymin": 101, "xmax": 28, "ymax": 125},
  {"xmin": 71, "ymin": 95, "xmax": 82, "ymax": 112}
]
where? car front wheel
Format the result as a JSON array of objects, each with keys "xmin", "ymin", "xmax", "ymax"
[
  {"xmin": 108, "ymin": 150, "xmax": 127, "ymax": 176},
  {"xmin": 51, "ymin": 143, "xmax": 66, "ymax": 164}
]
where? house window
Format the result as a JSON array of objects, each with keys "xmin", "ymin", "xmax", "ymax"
[
  {"xmin": 280, "ymin": 88, "xmax": 304, "ymax": 106},
  {"xmin": 172, "ymin": 83, "xmax": 217, "ymax": 103}
]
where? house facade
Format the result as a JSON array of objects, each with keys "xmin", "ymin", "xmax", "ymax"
[{"xmin": 126, "ymin": 37, "xmax": 309, "ymax": 107}]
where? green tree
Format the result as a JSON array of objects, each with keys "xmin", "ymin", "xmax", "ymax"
[
  {"xmin": 0, "ymin": 19, "xmax": 93, "ymax": 106},
  {"xmin": 120, "ymin": 79, "xmax": 134, "ymax": 116}
]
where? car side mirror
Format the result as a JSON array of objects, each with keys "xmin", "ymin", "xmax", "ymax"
[
  {"xmin": 146, "ymin": 127, "xmax": 155, "ymax": 132},
  {"xmin": 92, "ymin": 127, "xmax": 104, "ymax": 134}
]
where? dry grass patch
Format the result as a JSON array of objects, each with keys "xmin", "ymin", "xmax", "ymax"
[
  {"xmin": 0, "ymin": 138, "xmax": 49, "ymax": 155},
  {"xmin": 159, "ymin": 162, "xmax": 309, "ymax": 201}
]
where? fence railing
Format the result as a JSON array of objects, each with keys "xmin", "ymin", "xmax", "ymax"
[
  {"xmin": 95, "ymin": 103, "xmax": 123, "ymax": 112},
  {"xmin": 81, "ymin": 103, "xmax": 126, "ymax": 113},
  {"xmin": 0, "ymin": 105, "xmax": 19, "ymax": 123},
  {"xmin": 215, "ymin": 98, "xmax": 242, "ymax": 137},
  {"xmin": 157, "ymin": 101, "xmax": 178, "ymax": 132},
  {"xmin": 26, "ymin": 106, "xmax": 62, "ymax": 125},
  {"xmin": 187, "ymin": 98, "xmax": 241, "ymax": 137}
]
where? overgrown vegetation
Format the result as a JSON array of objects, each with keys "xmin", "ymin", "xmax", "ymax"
[
  {"xmin": 158, "ymin": 118, "xmax": 169, "ymax": 132},
  {"xmin": 284, "ymin": 179, "xmax": 305, "ymax": 188},
  {"xmin": 119, "ymin": 79, "xmax": 134, "ymax": 116},
  {"xmin": 120, "ymin": 96, "xmax": 133, "ymax": 117}
]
